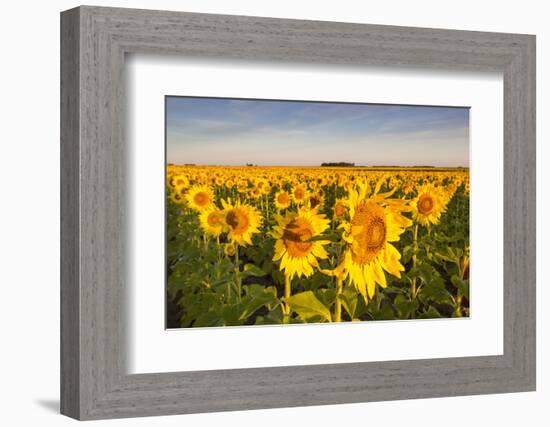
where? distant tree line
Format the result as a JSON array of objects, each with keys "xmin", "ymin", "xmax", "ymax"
[{"xmin": 320, "ymin": 162, "xmax": 355, "ymax": 167}]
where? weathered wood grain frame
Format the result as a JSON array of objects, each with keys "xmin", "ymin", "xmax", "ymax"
[{"xmin": 60, "ymin": 5, "xmax": 536, "ymax": 420}]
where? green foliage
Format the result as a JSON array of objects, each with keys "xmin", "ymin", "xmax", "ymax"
[
  {"xmin": 166, "ymin": 182, "xmax": 470, "ymax": 327},
  {"xmin": 286, "ymin": 291, "xmax": 332, "ymax": 322}
]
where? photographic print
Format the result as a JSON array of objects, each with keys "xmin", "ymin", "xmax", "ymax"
[{"xmin": 166, "ymin": 97, "xmax": 470, "ymax": 328}]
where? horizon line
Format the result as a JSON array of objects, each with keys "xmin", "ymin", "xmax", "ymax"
[{"xmin": 167, "ymin": 163, "xmax": 470, "ymax": 169}]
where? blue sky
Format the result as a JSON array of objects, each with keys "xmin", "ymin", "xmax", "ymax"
[{"xmin": 166, "ymin": 97, "xmax": 469, "ymax": 167}]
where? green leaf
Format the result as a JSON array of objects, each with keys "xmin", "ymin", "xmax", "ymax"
[
  {"xmin": 241, "ymin": 263, "xmax": 267, "ymax": 277},
  {"xmin": 383, "ymin": 285, "xmax": 408, "ymax": 295},
  {"xmin": 286, "ymin": 291, "xmax": 332, "ymax": 322},
  {"xmin": 402, "ymin": 245, "xmax": 414, "ymax": 263},
  {"xmin": 315, "ymin": 288, "xmax": 336, "ymax": 308},
  {"xmin": 380, "ymin": 304, "xmax": 395, "ymax": 320},
  {"xmin": 451, "ymin": 275, "xmax": 470, "ymax": 299},
  {"xmin": 418, "ymin": 281, "xmax": 453, "ymax": 306},
  {"xmin": 435, "ymin": 246, "xmax": 461, "ymax": 264},
  {"xmin": 406, "ymin": 267, "xmax": 421, "ymax": 280},
  {"xmin": 240, "ymin": 286, "xmax": 280, "ymax": 319},
  {"xmin": 261, "ymin": 258, "xmax": 273, "ymax": 274},
  {"xmin": 221, "ymin": 304, "xmax": 245, "ymax": 326},
  {"xmin": 340, "ymin": 288, "xmax": 358, "ymax": 319},
  {"xmin": 394, "ymin": 294, "xmax": 418, "ymax": 319},
  {"xmin": 418, "ymin": 306, "xmax": 442, "ymax": 319},
  {"xmin": 255, "ymin": 305, "xmax": 284, "ymax": 325},
  {"xmin": 369, "ymin": 302, "xmax": 395, "ymax": 320},
  {"xmin": 193, "ymin": 310, "xmax": 222, "ymax": 327},
  {"xmin": 417, "ymin": 262, "xmax": 433, "ymax": 284},
  {"xmin": 271, "ymin": 269, "xmax": 284, "ymax": 285}
]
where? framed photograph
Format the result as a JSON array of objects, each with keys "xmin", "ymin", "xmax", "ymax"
[{"xmin": 61, "ymin": 6, "xmax": 536, "ymax": 420}]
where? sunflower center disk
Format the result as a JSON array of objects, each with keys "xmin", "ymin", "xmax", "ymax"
[
  {"xmin": 351, "ymin": 202, "xmax": 386, "ymax": 265},
  {"xmin": 282, "ymin": 218, "xmax": 314, "ymax": 258},
  {"xmin": 278, "ymin": 193, "xmax": 289, "ymax": 204},
  {"xmin": 226, "ymin": 209, "xmax": 250, "ymax": 235},
  {"xmin": 194, "ymin": 192, "xmax": 209, "ymax": 207},
  {"xmin": 417, "ymin": 194, "xmax": 435, "ymax": 215},
  {"xmin": 294, "ymin": 188, "xmax": 305, "ymax": 200},
  {"xmin": 207, "ymin": 211, "xmax": 222, "ymax": 227}
]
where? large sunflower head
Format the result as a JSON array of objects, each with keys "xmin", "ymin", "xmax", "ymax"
[
  {"xmin": 185, "ymin": 185, "xmax": 215, "ymax": 212},
  {"xmin": 221, "ymin": 199, "xmax": 262, "ymax": 246},
  {"xmin": 271, "ymin": 208, "xmax": 330, "ymax": 279},
  {"xmin": 339, "ymin": 185, "xmax": 412, "ymax": 302},
  {"xmin": 199, "ymin": 208, "xmax": 225, "ymax": 237},
  {"xmin": 411, "ymin": 183, "xmax": 448, "ymax": 227}
]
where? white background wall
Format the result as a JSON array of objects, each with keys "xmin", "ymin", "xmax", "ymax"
[{"xmin": 0, "ymin": 0, "xmax": 546, "ymax": 425}]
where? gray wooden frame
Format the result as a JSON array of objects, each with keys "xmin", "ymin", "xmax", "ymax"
[{"xmin": 60, "ymin": 5, "xmax": 536, "ymax": 420}]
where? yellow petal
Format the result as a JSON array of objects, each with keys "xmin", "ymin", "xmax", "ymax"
[
  {"xmin": 372, "ymin": 261, "xmax": 387, "ymax": 288},
  {"xmin": 365, "ymin": 266, "xmax": 376, "ymax": 298}
]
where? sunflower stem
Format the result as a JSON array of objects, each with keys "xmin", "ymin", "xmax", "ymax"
[
  {"xmin": 411, "ymin": 223, "xmax": 419, "ymax": 319},
  {"xmin": 234, "ymin": 247, "xmax": 242, "ymax": 303},
  {"xmin": 226, "ymin": 282, "xmax": 231, "ymax": 302},
  {"xmin": 454, "ymin": 295, "xmax": 463, "ymax": 317},
  {"xmin": 284, "ymin": 274, "xmax": 292, "ymax": 319},
  {"xmin": 260, "ymin": 195, "xmax": 264, "ymax": 217},
  {"xmin": 335, "ymin": 278, "xmax": 343, "ymax": 322},
  {"xmin": 375, "ymin": 285, "xmax": 381, "ymax": 311}
]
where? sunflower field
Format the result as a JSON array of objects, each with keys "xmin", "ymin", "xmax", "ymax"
[{"xmin": 166, "ymin": 166, "xmax": 470, "ymax": 328}]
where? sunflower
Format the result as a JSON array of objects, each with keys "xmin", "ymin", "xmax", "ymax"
[
  {"xmin": 255, "ymin": 178, "xmax": 271, "ymax": 195},
  {"xmin": 443, "ymin": 183, "xmax": 457, "ymax": 204},
  {"xmin": 169, "ymin": 188, "xmax": 186, "ymax": 205},
  {"xmin": 333, "ymin": 198, "xmax": 348, "ymax": 219},
  {"xmin": 185, "ymin": 185, "xmax": 215, "ymax": 212},
  {"xmin": 199, "ymin": 208, "xmax": 225, "ymax": 237},
  {"xmin": 402, "ymin": 181, "xmax": 415, "ymax": 195},
  {"xmin": 274, "ymin": 190, "xmax": 291, "ymax": 210},
  {"xmin": 223, "ymin": 242, "xmax": 236, "ymax": 257},
  {"xmin": 292, "ymin": 184, "xmax": 308, "ymax": 205},
  {"xmin": 271, "ymin": 208, "xmax": 330, "ymax": 279},
  {"xmin": 237, "ymin": 179, "xmax": 248, "ymax": 193},
  {"xmin": 339, "ymin": 183, "xmax": 411, "ymax": 301},
  {"xmin": 221, "ymin": 199, "xmax": 262, "ymax": 246},
  {"xmin": 169, "ymin": 174, "xmax": 189, "ymax": 189},
  {"xmin": 411, "ymin": 183, "xmax": 448, "ymax": 226},
  {"xmin": 248, "ymin": 187, "xmax": 262, "ymax": 200},
  {"xmin": 308, "ymin": 192, "xmax": 324, "ymax": 210}
]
